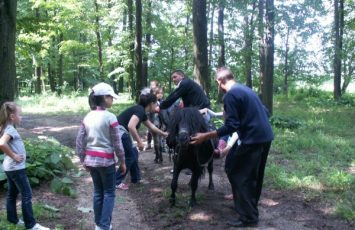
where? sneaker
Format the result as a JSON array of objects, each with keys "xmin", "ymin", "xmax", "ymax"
[
  {"xmin": 224, "ymin": 194, "xmax": 234, "ymax": 200},
  {"xmin": 116, "ymin": 183, "xmax": 129, "ymax": 190},
  {"xmin": 27, "ymin": 223, "xmax": 50, "ymax": 230},
  {"xmin": 17, "ymin": 219, "xmax": 25, "ymax": 226},
  {"xmin": 95, "ymin": 224, "xmax": 113, "ymax": 230}
]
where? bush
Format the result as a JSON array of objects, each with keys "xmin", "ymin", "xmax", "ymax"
[
  {"xmin": 270, "ymin": 115, "xmax": 302, "ymax": 129},
  {"xmin": 0, "ymin": 137, "xmax": 77, "ymax": 197}
]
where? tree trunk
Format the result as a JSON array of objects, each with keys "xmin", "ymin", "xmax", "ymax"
[
  {"xmin": 243, "ymin": 1, "xmax": 256, "ymax": 88},
  {"xmin": 217, "ymin": 0, "xmax": 225, "ymax": 67},
  {"xmin": 257, "ymin": 0, "xmax": 265, "ymax": 95},
  {"xmin": 341, "ymin": 58, "xmax": 353, "ymax": 94},
  {"xmin": 283, "ymin": 26, "xmax": 290, "ymax": 97},
  {"xmin": 261, "ymin": 0, "xmax": 274, "ymax": 115},
  {"xmin": 333, "ymin": 0, "xmax": 344, "ymax": 100},
  {"xmin": 142, "ymin": 0, "xmax": 151, "ymax": 87},
  {"xmin": 35, "ymin": 66, "xmax": 42, "ymax": 94},
  {"xmin": 94, "ymin": 0, "xmax": 104, "ymax": 81},
  {"xmin": 0, "ymin": 0, "xmax": 17, "ymax": 105},
  {"xmin": 48, "ymin": 63, "xmax": 56, "ymax": 92},
  {"xmin": 192, "ymin": 0, "xmax": 209, "ymax": 94},
  {"xmin": 169, "ymin": 47, "xmax": 175, "ymax": 93},
  {"xmin": 128, "ymin": 0, "xmax": 135, "ymax": 99},
  {"xmin": 208, "ymin": 1, "xmax": 214, "ymax": 77},
  {"xmin": 58, "ymin": 33, "xmax": 64, "ymax": 95},
  {"xmin": 184, "ymin": 13, "xmax": 190, "ymax": 71},
  {"xmin": 135, "ymin": 0, "xmax": 143, "ymax": 101}
]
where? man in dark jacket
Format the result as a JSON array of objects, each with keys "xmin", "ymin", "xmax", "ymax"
[
  {"xmin": 190, "ymin": 67, "xmax": 274, "ymax": 227},
  {"xmin": 157, "ymin": 70, "xmax": 210, "ymax": 111}
]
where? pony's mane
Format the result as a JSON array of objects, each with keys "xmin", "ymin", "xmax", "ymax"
[{"xmin": 167, "ymin": 107, "xmax": 207, "ymax": 140}]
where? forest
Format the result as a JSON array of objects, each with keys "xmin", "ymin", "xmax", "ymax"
[{"xmin": 0, "ymin": 0, "xmax": 354, "ymax": 229}]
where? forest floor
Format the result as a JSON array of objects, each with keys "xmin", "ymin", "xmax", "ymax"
[{"xmin": 0, "ymin": 114, "xmax": 353, "ymax": 230}]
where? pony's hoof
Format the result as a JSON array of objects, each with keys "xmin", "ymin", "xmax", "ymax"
[
  {"xmin": 189, "ymin": 199, "xmax": 196, "ymax": 207},
  {"xmin": 170, "ymin": 198, "xmax": 176, "ymax": 207}
]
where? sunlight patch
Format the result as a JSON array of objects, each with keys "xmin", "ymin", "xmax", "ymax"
[
  {"xmin": 189, "ymin": 212, "xmax": 212, "ymax": 221},
  {"xmin": 150, "ymin": 187, "xmax": 163, "ymax": 193},
  {"xmin": 260, "ymin": 198, "xmax": 279, "ymax": 206}
]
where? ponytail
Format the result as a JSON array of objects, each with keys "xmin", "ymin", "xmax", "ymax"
[
  {"xmin": 88, "ymin": 91, "xmax": 105, "ymax": 110},
  {"xmin": 0, "ymin": 102, "xmax": 18, "ymax": 133}
]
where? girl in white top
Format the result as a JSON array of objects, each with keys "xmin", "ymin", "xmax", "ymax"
[{"xmin": 0, "ymin": 102, "xmax": 49, "ymax": 230}]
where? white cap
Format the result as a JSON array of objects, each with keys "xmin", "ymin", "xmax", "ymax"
[{"xmin": 92, "ymin": 82, "xmax": 119, "ymax": 99}]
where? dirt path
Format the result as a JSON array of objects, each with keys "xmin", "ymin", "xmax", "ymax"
[{"xmin": 3, "ymin": 114, "xmax": 352, "ymax": 230}]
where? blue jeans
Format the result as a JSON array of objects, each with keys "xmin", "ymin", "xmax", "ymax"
[
  {"xmin": 89, "ymin": 164, "xmax": 116, "ymax": 230},
  {"xmin": 116, "ymin": 133, "xmax": 141, "ymax": 185},
  {"xmin": 5, "ymin": 169, "xmax": 36, "ymax": 229}
]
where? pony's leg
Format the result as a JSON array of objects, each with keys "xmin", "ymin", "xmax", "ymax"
[
  {"xmin": 170, "ymin": 165, "xmax": 181, "ymax": 206},
  {"xmin": 158, "ymin": 137, "xmax": 163, "ymax": 162},
  {"xmin": 207, "ymin": 160, "xmax": 215, "ymax": 190},
  {"xmin": 153, "ymin": 134, "xmax": 159, "ymax": 163},
  {"xmin": 189, "ymin": 170, "xmax": 199, "ymax": 207}
]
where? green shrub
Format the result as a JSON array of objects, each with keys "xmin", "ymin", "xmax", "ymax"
[
  {"xmin": 0, "ymin": 137, "xmax": 77, "ymax": 197},
  {"xmin": 270, "ymin": 116, "xmax": 302, "ymax": 129}
]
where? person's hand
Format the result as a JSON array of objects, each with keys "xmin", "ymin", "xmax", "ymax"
[
  {"xmin": 138, "ymin": 142, "xmax": 144, "ymax": 151},
  {"xmin": 119, "ymin": 162, "xmax": 127, "ymax": 174},
  {"xmin": 155, "ymin": 106, "xmax": 160, "ymax": 113},
  {"xmin": 13, "ymin": 153, "xmax": 24, "ymax": 163},
  {"xmin": 220, "ymin": 146, "xmax": 231, "ymax": 158},
  {"xmin": 161, "ymin": 131, "xmax": 169, "ymax": 138},
  {"xmin": 190, "ymin": 132, "xmax": 207, "ymax": 145},
  {"xmin": 199, "ymin": 108, "xmax": 208, "ymax": 114}
]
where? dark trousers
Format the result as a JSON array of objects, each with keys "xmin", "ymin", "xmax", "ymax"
[
  {"xmin": 225, "ymin": 142, "xmax": 271, "ymax": 223},
  {"xmin": 116, "ymin": 133, "xmax": 141, "ymax": 185},
  {"xmin": 5, "ymin": 169, "xmax": 36, "ymax": 229},
  {"xmin": 89, "ymin": 164, "xmax": 116, "ymax": 230}
]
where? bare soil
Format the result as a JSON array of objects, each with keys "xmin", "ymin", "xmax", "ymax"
[{"xmin": 0, "ymin": 114, "xmax": 353, "ymax": 230}]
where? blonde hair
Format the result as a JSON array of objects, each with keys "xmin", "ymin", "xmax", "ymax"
[{"xmin": 0, "ymin": 102, "xmax": 18, "ymax": 133}]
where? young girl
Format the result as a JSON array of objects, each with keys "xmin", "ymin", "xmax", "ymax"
[
  {"xmin": 0, "ymin": 102, "xmax": 49, "ymax": 230},
  {"xmin": 76, "ymin": 82, "xmax": 126, "ymax": 230},
  {"xmin": 115, "ymin": 88, "xmax": 168, "ymax": 190}
]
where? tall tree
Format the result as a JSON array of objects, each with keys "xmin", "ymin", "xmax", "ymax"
[
  {"xmin": 94, "ymin": 0, "xmax": 104, "ymax": 81},
  {"xmin": 192, "ymin": 0, "xmax": 209, "ymax": 94},
  {"xmin": 128, "ymin": 0, "xmax": 135, "ymax": 99},
  {"xmin": 208, "ymin": 0, "xmax": 215, "ymax": 75},
  {"xmin": 261, "ymin": 0, "xmax": 274, "ymax": 115},
  {"xmin": 217, "ymin": 0, "xmax": 225, "ymax": 67},
  {"xmin": 58, "ymin": 32, "xmax": 64, "ymax": 95},
  {"xmin": 135, "ymin": 0, "xmax": 143, "ymax": 101},
  {"xmin": 0, "ymin": 0, "xmax": 17, "ymax": 104},
  {"xmin": 242, "ymin": 1, "xmax": 257, "ymax": 88},
  {"xmin": 257, "ymin": 0, "xmax": 265, "ymax": 95},
  {"xmin": 142, "ymin": 0, "xmax": 151, "ymax": 86},
  {"xmin": 333, "ymin": 0, "xmax": 344, "ymax": 100}
]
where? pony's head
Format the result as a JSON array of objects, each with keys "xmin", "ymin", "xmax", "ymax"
[{"xmin": 167, "ymin": 107, "xmax": 208, "ymax": 149}]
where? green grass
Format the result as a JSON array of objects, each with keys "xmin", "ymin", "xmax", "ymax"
[
  {"xmin": 0, "ymin": 202, "xmax": 61, "ymax": 230},
  {"xmin": 17, "ymin": 92, "xmax": 134, "ymax": 115},
  {"xmin": 265, "ymin": 92, "xmax": 355, "ymax": 220}
]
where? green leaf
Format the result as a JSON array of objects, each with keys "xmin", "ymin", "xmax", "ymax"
[
  {"xmin": 43, "ymin": 204, "xmax": 60, "ymax": 212},
  {"xmin": 0, "ymin": 167, "xmax": 7, "ymax": 181},
  {"xmin": 50, "ymin": 178, "xmax": 62, "ymax": 193},
  {"xmin": 77, "ymin": 207, "xmax": 93, "ymax": 213},
  {"xmin": 29, "ymin": 177, "xmax": 40, "ymax": 185},
  {"xmin": 61, "ymin": 177, "xmax": 73, "ymax": 184},
  {"xmin": 50, "ymin": 153, "xmax": 61, "ymax": 164}
]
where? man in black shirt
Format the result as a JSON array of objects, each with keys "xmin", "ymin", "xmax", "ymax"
[
  {"xmin": 190, "ymin": 67, "xmax": 274, "ymax": 227},
  {"xmin": 157, "ymin": 70, "xmax": 210, "ymax": 111}
]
